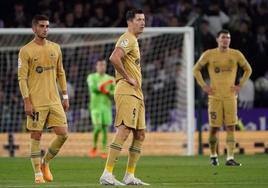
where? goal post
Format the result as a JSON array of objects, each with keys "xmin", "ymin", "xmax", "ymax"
[{"xmin": 0, "ymin": 27, "xmax": 195, "ymax": 155}]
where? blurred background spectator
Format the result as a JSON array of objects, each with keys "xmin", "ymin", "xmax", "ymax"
[{"xmin": 0, "ymin": 0, "xmax": 266, "ymax": 78}]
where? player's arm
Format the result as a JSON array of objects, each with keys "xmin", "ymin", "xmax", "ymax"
[
  {"xmin": 232, "ymin": 51, "xmax": 253, "ymax": 94},
  {"xmin": 56, "ymin": 45, "xmax": 69, "ymax": 111},
  {"xmin": 18, "ymin": 48, "xmax": 33, "ymax": 116},
  {"xmin": 109, "ymin": 47, "xmax": 138, "ymax": 88},
  {"xmin": 237, "ymin": 51, "xmax": 252, "ymax": 87},
  {"xmin": 193, "ymin": 51, "xmax": 214, "ymax": 95}
]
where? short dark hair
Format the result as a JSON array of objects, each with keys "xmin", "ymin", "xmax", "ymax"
[
  {"xmin": 126, "ymin": 8, "xmax": 144, "ymax": 21},
  {"xmin": 32, "ymin": 14, "xmax": 49, "ymax": 26},
  {"xmin": 216, "ymin": 29, "xmax": 230, "ymax": 38}
]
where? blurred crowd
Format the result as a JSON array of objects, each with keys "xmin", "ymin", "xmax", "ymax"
[{"xmin": 0, "ymin": 0, "xmax": 267, "ymax": 78}]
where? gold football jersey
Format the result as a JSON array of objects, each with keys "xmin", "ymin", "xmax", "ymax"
[
  {"xmin": 18, "ymin": 40, "xmax": 67, "ymax": 107},
  {"xmin": 193, "ymin": 48, "xmax": 252, "ymax": 99},
  {"xmin": 114, "ymin": 32, "xmax": 143, "ymax": 100}
]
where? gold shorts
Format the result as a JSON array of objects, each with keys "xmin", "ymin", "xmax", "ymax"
[
  {"xmin": 27, "ymin": 104, "xmax": 68, "ymax": 131},
  {"xmin": 208, "ymin": 97, "xmax": 237, "ymax": 127},
  {"xmin": 114, "ymin": 94, "xmax": 146, "ymax": 130}
]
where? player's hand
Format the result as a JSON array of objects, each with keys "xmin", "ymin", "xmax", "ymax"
[
  {"xmin": 23, "ymin": 98, "xmax": 34, "ymax": 116},
  {"xmin": 126, "ymin": 77, "xmax": 138, "ymax": 90},
  {"xmin": 203, "ymin": 85, "xmax": 215, "ymax": 95},
  {"xmin": 231, "ymin": 85, "xmax": 241, "ymax": 94},
  {"xmin": 62, "ymin": 99, "xmax": 70, "ymax": 111}
]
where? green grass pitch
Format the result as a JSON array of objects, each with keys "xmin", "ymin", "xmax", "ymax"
[{"xmin": 0, "ymin": 155, "xmax": 267, "ymax": 188}]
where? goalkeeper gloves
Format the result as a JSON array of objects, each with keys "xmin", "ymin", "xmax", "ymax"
[{"xmin": 99, "ymin": 79, "xmax": 114, "ymax": 94}]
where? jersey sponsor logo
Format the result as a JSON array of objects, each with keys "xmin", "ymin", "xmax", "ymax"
[
  {"xmin": 120, "ymin": 39, "xmax": 129, "ymax": 48},
  {"xmin": 35, "ymin": 66, "xmax": 55, "ymax": 74},
  {"xmin": 214, "ymin": 67, "xmax": 232, "ymax": 73},
  {"xmin": 221, "ymin": 67, "xmax": 232, "ymax": 72},
  {"xmin": 18, "ymin": 58, "xmax": 22, "ymax": 69}
]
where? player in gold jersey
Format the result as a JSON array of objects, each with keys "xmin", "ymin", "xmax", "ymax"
[
  {"xmin": 100, "ymin": 9, "xmax": 149, "ymax": 186},
  {"xmin": 193, "ymin": 30, "xmax": 252, "ymax": 166},
  {"xmin": 18, "ymin": 15, "xmax": 69, "ymax": 183}
]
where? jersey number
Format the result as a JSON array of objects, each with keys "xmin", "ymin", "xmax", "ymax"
[{"xmin": 32, "ymin": 112, "xmax": 39, "ymax": 121}]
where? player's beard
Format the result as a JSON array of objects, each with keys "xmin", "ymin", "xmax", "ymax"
[
  {"xmin": 37, "ymin": 34, "xmax": 47, "ymax": 40},
  {"xmin": 37, "ymin": 33, "xmax": 48, "ymax": 39}
]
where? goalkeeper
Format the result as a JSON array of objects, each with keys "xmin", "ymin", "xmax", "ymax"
[{"xmin": 87, "ymin": 59, "xmax": 115, "ymax": 158}]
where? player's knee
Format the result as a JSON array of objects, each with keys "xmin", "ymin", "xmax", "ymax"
[
  {"xmin": 210, "ymin": 127, "xmax": 219, "ymax": 134},
  {"xmin": 208, "ymin": 135, "xmax": 217, "ymax": 144},
  {"xmin": 226, "ymin": 125, "xmax": 235, "ymax": 132},
  {"xmin": 30, "ymin": 131, "xmax": 42, "ymax": 140},
  {"xmin": 56, "ymin": 132, "xmax": 68, "ymax": 142},
  {"xmin": 54, "ymin": 126, "xmax": 68, "ymax": 135},
  {"xmin": 226, "ymin": 137, "xmax": 235, "ymax": 143},
  {"xmin": 117, "ymin": 125, "xmax": 131, "ymax": 141},
  {"xmin": 120, "ymin": 132, "xmax": 130, "ymax": 142},
  {"xmin": 135, "ymin": 131, "xmax": 145, "ymax": 142}
]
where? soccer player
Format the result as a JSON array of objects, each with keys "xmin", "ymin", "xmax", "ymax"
[
  {"xmin": 18, "ymin": 15, "xmax": 69, "ymax": 183},
  {"xmin": 99, "ymin": 8, "xmax": 149, "ymax": 185},
  {"xmin": 87, "ymin": 59, "xmax": 115, "ymax": 158},
  {"xmin": 193, "ymin": 29, "xmax": 252, "ymax": 166}
]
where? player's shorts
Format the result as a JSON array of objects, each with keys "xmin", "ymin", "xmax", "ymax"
[
  {"xmin": 27, "ymin": 104, "xmax": 67, "ymax": 131},
  {"xmin": 208, "ymin": 97, "xmax": 237, "ymax": 127},
  {"xmin": 91, "ymin": 108, "xmax": 112, "ymax": 126},
  {"xmin": 114, "ymin": 94, "xmax": 146, "ymax": 130}
]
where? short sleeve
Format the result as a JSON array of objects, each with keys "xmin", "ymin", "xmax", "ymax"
[{"xmin": 115, "ymin": 35, "xmax": 133, "ymax": 54}]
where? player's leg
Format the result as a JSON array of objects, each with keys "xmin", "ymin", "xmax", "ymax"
[
  {"xmin": 208, "ymin": 98, "xmax": 223, "ymax": 166},
  {"xmin": 123, "ymin": 130, "xmax": 149, "ymax": 185},
  {"xmin": 126, "ymin": 130, "xmax": 144, "ymax": 174},
  {"xmin": 27, "ymin": 107, "xmax": 48, "ymax": 183},
  {"xmin": 42, "ymin": 126, "xmax": 68, "ymax": 181},
  {"xmin": 100, "ymin": 124, "xmax": 108, "ymax": 158},
  {"xmin": 30, "ymin": 131, "xmax": 45, "ymax": 183},
  {"xmin": 90, "ymin": 110, "xmax": 102, "ymax": 157},
  {"xmin": 100, "ymin": 125, "xmax": 131, "ymax": 185},
  {"xmin": 224, "ymin": 99, "xmax": 241, "ymax": 166},
  {"xmin": 100, "ymin": 108, "xmax": 113, "ymax": 158},
  {"xmin": 123, "ymin": 100, "xmax": 149, "ymax": 185},
  {"xmin": 100, "ymin": 95, "xmax": 135, "ymax": 185},
  {"xmin": 225, "ymin": 125, "xmax": 241, "ymax": 166},
  {"xmin": 42, "ymin": 105, "xmax": 68, "ymax": 181}
]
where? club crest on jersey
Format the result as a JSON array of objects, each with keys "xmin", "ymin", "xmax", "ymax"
[
  {"xmin": 120, "ymin": 39, "xmax": 129, "ymax": 48},
  {"xmin": 50, "ymin": 52, "xmax": 56, "ymax": 59},
  {"xmin": 228, "ymin": 59, "xmax": 234, "ymax": 64},
  {"xmin": 135, "ymin": 59, "xmax": 140, "ymax": 65}
]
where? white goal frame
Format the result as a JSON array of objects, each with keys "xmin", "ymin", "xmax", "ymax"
[{"xmin": 0, "ymin": 27, "xmax": 195, "ymax": 155}]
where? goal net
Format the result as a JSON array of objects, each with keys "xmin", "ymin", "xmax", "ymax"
[{"xmin": 0, "ymin": 28, "xmax": 194, "ymax": 155}]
